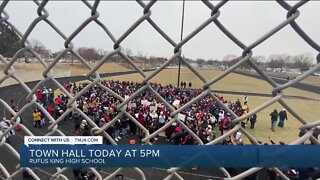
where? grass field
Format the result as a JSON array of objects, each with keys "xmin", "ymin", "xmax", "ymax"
[
  {"xmin": 224, "ymin": 94, "xmax": 319, "ymax": 144},
  {"xmin": 86, "ymin": 68, "xmax": 319, "ymax": 144},
  {"xmin": 100, "ymin": 68, "xmax": 320, "ymax": 100},
  {"xmin": 302, "ymin": 76, "xmax": 320, "ymax": 87},
  {"xmin": 23, "ymin": 64, "xmax": 316, "ymax": 144}
]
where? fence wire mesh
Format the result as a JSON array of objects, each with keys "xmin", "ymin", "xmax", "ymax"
[{"xmin": 0, "ymin": 0, "xmax": 320, "ymax": 180}]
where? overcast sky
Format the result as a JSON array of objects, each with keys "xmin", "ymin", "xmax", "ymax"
[{"xmin": 4, "ymin": 1, "xmax": 320, "ymax": 62}]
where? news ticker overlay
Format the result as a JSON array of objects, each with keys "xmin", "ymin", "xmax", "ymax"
[
  {"xmin": 24, "ymin": 136, "xmax": 103, "ymax": 146},
  {"xmin": 19, "ymin": 137, "xmax": 320, "ymax": 168}
]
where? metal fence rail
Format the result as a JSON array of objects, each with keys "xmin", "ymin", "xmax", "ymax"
[{"xmin": 1, "ymin": 0, "xmax": 320, "ymax": 180}]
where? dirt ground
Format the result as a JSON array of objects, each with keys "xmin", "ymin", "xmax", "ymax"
[
  {"xmin": 0, "ymin": 62, "xmax": 129, "ymax": 87},
  {"xmin": 261, "ymin": 71, "xmax": 320, "ymax": 88}
]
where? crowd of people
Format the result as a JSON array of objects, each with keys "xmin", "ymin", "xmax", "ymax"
[
  {"xmin": 29, "ymin": 80, "xmax": 259, "ymax": 145},
  {"xmin": 1, "ymin": 78, "xmax": 317, "ymax": 146},
  {"xmin": 1, "ymin": 79, "xmax": 317, "ymax": 146},
  {"xmin": 1, "ymin": 79, "xmax": 320, "ymax": 180}
]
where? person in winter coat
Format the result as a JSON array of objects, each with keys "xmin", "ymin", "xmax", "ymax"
[
  {"xmin": 36, "ymin": 89, "xmax": 43, "ymax": 102},
  {"xmin": 47, "ymin": 105, "xmax": 54, "ymax": 124},
  {"xmin": 48, "ymin": 88, "xmax": 54, "ymax": 105},
  {"xmin": 54, "ymin": 95, "xmax": 62, "ymax": 106},
  {"xmin": 235, "ymin": 131, "xmax": 243, "ymax": 145},
  {"xmin": 0, "ymin": 118, "xmax": 15, "ymax": 143},
  {"xmin": 270, "ymin": 109, "xmax": 278, "ymax": 132},
  {"xmin": 158, "ymin": 111, "xmax": 166, "ymax": 128},
  {"xmin": 137, "ymin": 113, "xmax": 145, "ymax": 139},
  {"xmin": 114, "ymin": 119, "xmax": 122, "ymax": 142},
  {"xmin": 120, "ymin": 117, "xmax": 129, "ymax": 137},
  {"xmin": 205, "ymin": 125, "xmax": 215, "ymax": 142},
  {"xmin": 165, "ymin": 124, "xmax": 174, "ymax": 142},
  {"xmin": 278, "ymin": 109, "xmax": 288, "ymax": 128},
  {"xmin": 128, "ymin": 110, "xmax": 137, "ymax": 135},
  {"xmin": 73, "ymin": 112, "xmax": 81, "ymax": 134},
  {"xmin": 182, "ymin": 133, "xmax": 194, "ymax": 145},
  {"xmin": 33, "ymin": 109, "xmax": 42, "ymax": 128},
  {"xmin": 80, "ymin": 120, "xmax": 90, "ymax": 136},
  {"xmin": 219, "ymin": 117, "xmax": 225, "ymax": 136},
  {"xmin": 241, "ymin": 110, "xmax": 248, "ymax": 129},
  {"xmin": 250, "ymin": 114, "xmax": 257, "ymax": 129}
]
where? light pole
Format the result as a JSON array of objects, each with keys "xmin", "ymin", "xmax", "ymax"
[{"xmin": 177, "ymin": 0, "xmax": 185, "ymax": 88}]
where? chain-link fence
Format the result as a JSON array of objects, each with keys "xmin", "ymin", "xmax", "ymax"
[{"xmin": 1, "ymin": 0, "xmax": 320, "ymax": 180}]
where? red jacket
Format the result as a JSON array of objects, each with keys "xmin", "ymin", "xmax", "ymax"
[
  {"xmin": 47, "ymin": 106, "xmax": 54, "ymax": 115},
  {"xmin": 137, "ymin": 116, "xmax": 146, "ymax": 127},
  {"xmin": 219, "ymin": 118, "xmax": 225, "ymax": 132},
  {"xmin": 37, "ymin": 90, "xmax": 43, "ymax": 100},
  {"xmin": 104, "ymin": 114, "xmax": 111, "ymax": 123},
  {"xmin": 55, "ymin": 97, "xmax": 62, "ymax": 105}
]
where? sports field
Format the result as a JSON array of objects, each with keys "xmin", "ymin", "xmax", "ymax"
[
  {"xmin": 95, "ymin": 68, "xmax": 320, "ymax": 144},
  {"xmin": 3, "ymin": 63, "xmax": 319, "ymax": 144},
  {"xmin": 302, "ymin": 76, "xmax": 320, "ymax": 87},
  {"xmin": 0, "ymin": 63, "xmax": 318, "ymax": 179}
]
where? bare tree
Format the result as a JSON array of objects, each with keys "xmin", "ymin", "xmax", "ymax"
[
  {"xmin": 207, "ymin": 59, "xmax": 216, "ymax": 67},
  {"xmin": 253, "ymin": 55, "xmax": 266, "ymax": 62},
  {"xmin": 78, "ymin": 47, "xmax": 99, "ymax": 63},
  {"xmin": 267, "ymin": 54, "xmax": 288, "ymax": 72},
  {"xmin": 293, "ymin": 53, "xmax": 314, "ymax": 73},
  {"xmin": 196, "ymin": 58, "xmax": 205, "ymax": 68},
  {"xmin": 250, "ymin": 55, "xmax": 266, "ymax": 70},
  {"xmin": 31, "ymin": 39, "xmax": 46, "ymax": 54},
  {"xmin": 222, "ymin": 54, "xmax": 237, "ymax": 62},
  {"xmin": 221, "ymin": 54, "xmax": 238, "ymax": 68}
]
